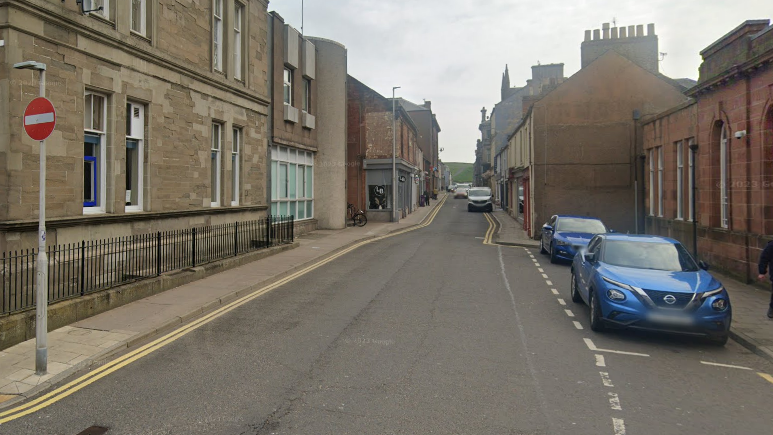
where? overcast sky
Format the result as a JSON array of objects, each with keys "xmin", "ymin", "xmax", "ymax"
[{"xmin": 269, "ymin": 0, "xmax": 771, "ymax": 163}]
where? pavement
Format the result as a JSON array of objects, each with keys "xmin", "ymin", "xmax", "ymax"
[
  {"xmin": 490, "ymin": 207, "xmax": 773, "ymax": 362},
  {"xmin": 0, "ymin": 194, "xmax": 448, "ymax": 408}
]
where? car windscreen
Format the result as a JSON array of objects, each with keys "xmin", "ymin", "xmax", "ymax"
[
  {"xmin": 468, "ymin": 189, "xmax": 490, "ymax": 197},
  {"xmin": 602, "ymin": 240, "xmax": 699, "ymax": 272},
  {"xmin": 555, "ymin": 218, "xmax": 606, "ymax": 234}
]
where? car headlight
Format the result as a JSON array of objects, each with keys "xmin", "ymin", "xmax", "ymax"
[
  {"xmin": 700, "ymin": 287, "xmax": 724, "ymax": 301},
  {"xmin": 607, "ymin": 288, "xmax": 626, "ymax": 301},
  {"xmin": 711, "ymin": 298, "xmax": 728, "ymax": 311},
  {"xmin": 555, "ymin": 239, "xmax": 570, "ymax": 246}
]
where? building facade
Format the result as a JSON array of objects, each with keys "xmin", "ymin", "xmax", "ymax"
[
  {"xmin": 1, "ymin": 0, "xmax": 271, "ymax": 252},
  {"xmin": 400, "ymin": 99, "xmax": 441, "ymax": 196},
  {"xmin": 346, "ymin": 76, "xmax": 420, "ymax": 222},
  {"xmin": 644, "ymin": 20, "xmax": 773, "ymax": 282}
]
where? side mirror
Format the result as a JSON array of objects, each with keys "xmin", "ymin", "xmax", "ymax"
[
  {"xmin": 585, "ymin": 252, "xmax": 597, "ymax": 263},
  {"xmin": 608, "ymin": 229, "xmax": 616, "ymax": 233},
  {"xmin": 698, "ymin": 260, "xmax": 710, "ymax": 271},
  {"xmin": 543, "ymin": 225, "xmax": 553, "ymax": 233}
]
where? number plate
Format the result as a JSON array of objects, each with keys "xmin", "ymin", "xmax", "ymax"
[{"xmin": 647, "ymin": 312, "xmax": 695, "ymax": 325}]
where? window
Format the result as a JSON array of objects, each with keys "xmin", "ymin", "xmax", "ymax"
[
  {"xmin": 283, "ymin": 68, "xmax": 293, "ymax": 105},
  {"xmin": 234, "ymin": 2, "xmax": 244, "ymax": 80},
  {"xmin": 688, "ymin": 138, "xmax": 695, "ymax": 221},
  {"xmin": 125, "ymin": 102, "xmax": 145, "ymax": 211},
  {"xmin": 271, "ymin": 146, "xmax": 314, "ymax": 219},
  {"xmin": 211, "ymin": 123, "xmax": 222, "ymax": 206},
  {"xmin": 648, "ymin": 149, "xmax": 654, "ymax": 216},
  {"xmin": 302, "ymin": 78, "xmax": 311, "ymax": 112},
  {"xmin": 213, "ymin": 0, "xmax": 224, "ymax": 71},
  {"xmin": 720, "ymin": 126, "xmax": 729, "ymax": 228},
  {"xmin": 231, "ymin": 128, "xmax": 241, "ymax": 205},
  {"xmin": 91, "ymin": 0, "xmax": 110, "ymax": 20},
  {"xmin": 676, "ymin": 141, "xmax": 683, "ymax": 220},
  {"xmin": 84, "ymin": 92, "xmax": 107, "ymax": 212},
  {"xmin": 131, "ymin": 0, "xmax": 147, "ymax": 36},
  {"xmin": 658, "ymin": 147, "xmax": 664, "ymax": 217}
]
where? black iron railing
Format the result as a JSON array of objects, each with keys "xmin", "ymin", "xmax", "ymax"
[{"xmin": 1, "ymin": 216, "xmax": 294, "ymax": 315}]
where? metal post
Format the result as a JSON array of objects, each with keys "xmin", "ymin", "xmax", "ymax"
[
  {"xmin": 34, "ymin": 67, "xmax": 47, "ymax": 375},
  {"xmin": 392, "ymin": 86, "xmax": 400, "ymax": 222},
  {"xmin": 689, "ymin": 142, "xmax": 699, "ymax": 258}
]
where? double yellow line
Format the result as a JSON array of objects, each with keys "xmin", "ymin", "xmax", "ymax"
[
  {"xmin": 483, "ymin": 213, "xmax": 497, "ymax": 245},
  {"xmin": 0, "ymin": 196, "xmax": 448, "ymax": 423}
]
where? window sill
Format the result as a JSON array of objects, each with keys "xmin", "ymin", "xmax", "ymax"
[
  {"xmin": 130, "ymin": 31, "xmax": 151, "ymax": 44},
  {"xmin": 83, "ymin": 208, "xmax": 106, "ymax": 215},
  {"xmin": 125, "ymin": 206, "xmax": 144, "ymax": 213},
  {"xmin": 89, "ymin": 12, "xmax": 115, "ymax": 27},
  {"xmin": 210, "ymin": 203, "xmax": 220, "ymax": 208},
  {"xmin": 230, "ymin": 201, "xmax": 239, "ymax": 206}
]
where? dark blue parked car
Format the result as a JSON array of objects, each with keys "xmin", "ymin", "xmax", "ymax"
[
  {"xmin": 570, "ymin": 234, "xmax": 731, "ymax": 345},
  {"xmin": 540, "ymin": 215, "xmax": 608, "ymax": 263}
]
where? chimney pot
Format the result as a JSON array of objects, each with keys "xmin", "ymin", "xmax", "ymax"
[
  {"xmin": 602, "ymin": 23, "xmax": 610, "ymax": 39},
  {"xmin": 620, "ymin": 27, "xmax": 627, "ymax": 38},
  {"xmin": 602, "ymin": 22, "xmax": 611, "ymax": 29},
  {"xmin": 628, "ymin": 25, "xmax": 635, "ymax": 37},
  {"xmin": 647, "ymin": 23, "xmax": 655, "ymax": 36},
  {"xmin": 636, "ymin": 24, "xmax": 644, "ymax": 37},
  {"xmin": 584, "ymin": 29, "xmax": 591, "ymax": 41},
  {"xmin": 593, "ymin": 29, "xmax": 601, "ymax": 40},
  {"xmin": 611, "ymin": 27, "xmax": 618, "ymax": 39}
]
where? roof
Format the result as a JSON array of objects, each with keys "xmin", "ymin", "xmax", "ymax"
[
  {"xmin": 348, "ymin": 75, "xmax": 420, "ymax": 133},
  {"xmin": 398, "ymin": 98, "xmax": 430, "ymax": 112},
  {"xmin": 602, "ymin": 234, "xmax": 678, "ymax": 244},
  {"xmin": 556, "ymin": 215, "xmax": 604, "ymax": 221}
]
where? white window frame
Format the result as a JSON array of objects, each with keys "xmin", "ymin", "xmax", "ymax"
[
  {"xmin": 302, "ymin": 78, "xmax": 311, "ymax": 113},
  {"xmin": 648, "ymin": 149, "xmax": 654, "ymax": 216},
  {"xmin": 90, "ymin": 0, "xmax": 110, "ymax": 20},
  {"xmin": 130, "ymin": 0, "xmax": 147, "ymax": 36},
  {"xmin": 234, "ymin": 2, "xmax": 244, "ymax": 80},
  {"xmin": 720, "ymin": 126, "xmax": 729, "ymax": 228},
  {"xmin": 231, "ymin": 127, "xmax": 241, "ymax": 206},
  {"xmin": 84, "ymin": 91, "xmax": 108, "ymax": 214},
  {"xmin": 270, "ymin": 146, "xmax": 314, "ymax": 220},
  {"xmin": 125, "ymin": 102, "xmax": 145, "ymax": 212},
  {"xmin": 688, "ymin": 138, "xmax": 695, "ymax": 221},
  {"xmin": 658, "ymin": 147, "xmax": 664, "ymax": 217},
  {"xmin": 213, "ymin": 0, "xmax": 224, "ymax": 72},
  {"xmin": 283, "ymin": 68, "xmax": 293, "ymax": 105},
  {"xmin": 676, "ymin": 141, "xmax": 683, "ymax": 220},
  {"xmin": 211, "ymin": 123, "xmax": 222, "ymax": 207}
]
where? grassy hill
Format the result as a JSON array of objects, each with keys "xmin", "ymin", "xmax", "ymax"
[{"xmin": 445, "ymin": 162, "xmax": 474, "ymax": 184}]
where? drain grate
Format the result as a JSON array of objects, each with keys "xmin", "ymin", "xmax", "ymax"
[{"xmin": 76, "ymin": 426, "xmax": 109, "ymax": 435}]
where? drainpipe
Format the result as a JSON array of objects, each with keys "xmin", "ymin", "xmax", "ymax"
[{"xmin": 266, "ymin": 15, "xmax": 274, "ymax": 212}]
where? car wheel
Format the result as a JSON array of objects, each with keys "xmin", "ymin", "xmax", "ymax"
[
  {"xmin": 467, "ymin": 205, "xmax": 472, "ymax": 212},
  {"xmin": 540, "ymin": 238, "xmax": 547, "ymax": 254},
  {"xmin": 549, "ymin": 242, "xmax": 558, "ymax": 264},
  {"xmin": 708, "ymin": 333, "xmax": 729, "ymax": 346},
  {"xmin": 570, "ymin": 270, "xmax": 583, "ymax": 303},
  {"xmin": 589, "ymin": 290, "xmax": 605, "ymax": 332}
]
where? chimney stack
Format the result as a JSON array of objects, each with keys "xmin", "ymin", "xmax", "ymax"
[
  {"xmin": 423, "ymin": 100, "xmax": 432, "ymax": 110},
  {"xmin": 619, "ymin": 27, "xmax": 627, "ymax": 38},
  {"xmin": 602, "ymin": 22, "xmax": 610, "ymax": 39},
  {"xmin": 584, "ymin": 30, "xmax": 591, "ymax": 41},
  {"xmin": 628, "ymin": 25, "xmax": 635, "ymax": 37},
  {"xmin": 636, "ymin": 24, "xmax": 644, "ymax": 37},
  {"xmin": 611, "ymin": 27, "xmax": 618, "ymax": 39},
  {"xmin": 593, "ymin": 29, "xmax": 601, "ymax": 40},
  {"xmin": 647, "ymin": 23, "xmax": 655, "ymax": 36}
]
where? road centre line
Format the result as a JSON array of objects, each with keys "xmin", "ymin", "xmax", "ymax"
[
  {"xmin": 534, "ymin": 262, "xmax": 540, "ymax": 267},
  {"xmin": 595, "ymin": 354, "xmax": 606, "ymax": 367},
  {"xmin": 551, "ymin": 289, "xmax": 559, "ymax": 295},
  {"xmin": 612, "ymin": 418, "xmax": 627, "ymax": 435},
  {"xmin": 599, "ymin": 371, "xmax": 614, "ymax": 387},
  {"xmin": 700, "ymin": 361, "xmax": 753, "ymax": 370},
  {"xmin": 573, "ymin": 321, "xmax": 583, "ymax": 330},
  {"xmin": 0, "ymin": 192, "xmax": 452, "ymax": 423},
  {"xmin": 542, "ymin": 273, "xmax": 549, "ymax": 279},
  {"xmin": 564, "ymin": 309, "xmax": 575, "ymax": 317},
  {"xmin": 583, "ymin": 338, "xmax": 650, "ymax": 357},
  {"xmin": 608, "ymin": 392, "xmax": 622, "ymax": 410},
  {"xmin": 557, "ymin": 298, "xmax": 566, "ymax": 306},
  {"xmin": 538, "ymin": 268, "xmax": 544, "ymax": 272},
  {"xmin": 546, "ymin": 280, "xmax": 553, "ymax": 285},
  {"xmin": 758, "ymin": 373, "xmax": 773, "ymax": 384}
]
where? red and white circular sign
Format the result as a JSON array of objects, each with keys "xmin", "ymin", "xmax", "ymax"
[{"xmin": 23, "ymin": 97, "xmax": 56, "ymax": 141}]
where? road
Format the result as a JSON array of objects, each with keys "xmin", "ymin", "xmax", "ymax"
[{"xmin": 2, "ymin": 200, "xmax": 773, "ymax": 434}]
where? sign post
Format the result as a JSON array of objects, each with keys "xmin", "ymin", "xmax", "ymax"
[{"xmin": 17, "ymin": 61, "xmax": 52, "ymax": 375}]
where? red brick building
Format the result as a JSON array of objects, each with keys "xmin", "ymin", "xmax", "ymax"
[
  {"xmin": 346, "ymin": 76, "xmax": 420, "ymax": 222},
  {"xmin": 643, "ymin": 20, "xmax": 773, "ymax": 282}
]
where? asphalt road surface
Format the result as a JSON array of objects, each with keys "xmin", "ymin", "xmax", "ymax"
[{"xmin": 2, "ymin": 200, "xmax": 773, "ymax": 434}]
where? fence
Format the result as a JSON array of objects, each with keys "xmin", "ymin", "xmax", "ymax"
[{"xmin": 0, "ymin": 215, "xmax": 294, "ymax": 315}]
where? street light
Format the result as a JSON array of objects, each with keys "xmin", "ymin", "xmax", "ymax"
[
  {"xmin": 392, "ymin": 86, "xmax": 400, "ymax": 223},
  {"xmin": 689, "ymin": 142, "xmax": 699, "ymax": 258},
  {"xmin": 14, "ymin": 60, "xmax": 48, "ymax": 375}
]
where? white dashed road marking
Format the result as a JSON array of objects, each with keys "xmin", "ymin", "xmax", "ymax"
[
  {"xmin": 538, "ymin": 268, "xmax": 544, "ymax": 273},
  {"xmin": 700, "ymin": 361, "xmax": 753, "ymax": 370},
  {"xmin": 542, "ymin": 273, "xmax": 549, "ymax": 279},
  {"xmin": 551, "ymin": 289, "xmax": 559, "ymax": 295},
  {"xmin": 608, "ymin": 392, "xmax": 622, "ymax": 410},
  {"xmin": 573, "ymin": 321, "xmax": 583, "ymax": 330},
  {"xmin": 612, "ymin": 418, "xmax": 626, "ymax": 435},
  {"xmin": 546, "ymin": 280, "xmax": 553, "ymax": 286},
  {"xmin": 534, "ymin": 262, "xmax": 541, "ymax": 267},
  {"xmin": 595, "ymin": 354, "xmax": 606, "ymax": 367},
  {"xmin": 584, "ymin": 338, "xmax": 650, "ymax": 357},
  {"xmin": 557, "ymin": 298, "xmax": 566, "ymax": 306},
  {"xmin": 599, "ymin": 371, "xmax": 614, "ymax": 387},
  {"xmin": 564, "ymin": 309, "xmax": 575, "ymax": 317}
]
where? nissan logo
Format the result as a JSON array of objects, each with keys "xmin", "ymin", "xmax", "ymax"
[{"xmin": 663, "ymin": 295, "xmax": 677, "ymax": 305}]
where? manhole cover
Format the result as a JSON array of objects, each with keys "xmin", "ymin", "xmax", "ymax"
[{"xmin": 76, "ymin": 426, "xmax": 109, "ymax": 435}]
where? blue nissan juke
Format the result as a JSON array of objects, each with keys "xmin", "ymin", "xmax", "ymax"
[
  {"xmin": 540, "ymin": 215, "xmax": 609, "ymax": 264},
  {"xmin": 570, "ymin": 234, "xmax": 731, "ymax": 345}
]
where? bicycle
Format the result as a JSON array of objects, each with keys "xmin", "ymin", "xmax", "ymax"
[{"xmin": 347, "ymin": 203, "xmax": 368, "ymax": 227}]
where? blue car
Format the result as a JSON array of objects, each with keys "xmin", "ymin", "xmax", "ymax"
[
  {"xmin": 570, "ymin": 234, "xmax": 731, "ymax": 345},
  {"xmin": 540, "ymin": 215, "xmax": 609, "ymax": 263}
]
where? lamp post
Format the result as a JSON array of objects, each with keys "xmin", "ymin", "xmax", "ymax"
[
  {"xmin": 14, "ymin": 60, "xmax": 48, "ymax": 375},
  {"xmin": 392, "ymin": 86, "xmax": 400, "ymax": 222},
  {"xmin": 689, "ymin": 142, "xmax": 699, "ymax": 258}
]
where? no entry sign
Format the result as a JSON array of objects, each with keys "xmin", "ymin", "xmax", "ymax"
[{"xmin": 23, "ymin": 97, "xmax": 56, "ymax": 141}]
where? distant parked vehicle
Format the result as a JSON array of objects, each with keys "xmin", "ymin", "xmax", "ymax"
[
  {"xmin": 454, "ymin": 185, "xmax": 470, "ymax": 199},
  {"xmin": 570, "ymin": 234, "xmax": 731, "ymax": 345},
  {"xmin": 540, "ymin": 215, "xmax": 609, "ymax": 264},
  {"xmin": 467, "ymin": 187, "xmax": 493, "ymax": 212}
]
